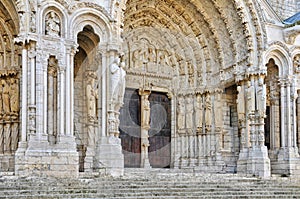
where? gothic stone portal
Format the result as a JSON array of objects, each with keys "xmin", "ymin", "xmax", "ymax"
[{"xmin": 119, "ymin": 89, "xmax": 171, "ymax": 168}]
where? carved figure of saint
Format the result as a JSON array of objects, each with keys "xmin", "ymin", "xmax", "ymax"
[
  {"xmin": 177, "ymin": 97, "xmax": 185, "ymax": 130},
  {"xmin": 195, "ymin": 95, "xmax": 203, "ymax": 129},
  {"xmin": 142, "ymin": 97, "xmax": 150, "ymax": 127},
  {"xmin": 186, "ymin": 97, "xmax": 194, "ymax": 129},
  {"xmin": 257, "ymin": 77, "xmax": 266, "ymax": 114},
  {"xmin": 45, "ymin": 11, "xmax": 60, "ymax": 36},
  {"xmin": 2, "ymin": 79, "xmax": 10, "ymax": 115},
  {"xmin": 132, "ymin": 49, "xmax": 142, "ymax": 68},
  {"xmin": 246, "ymin": 81, "xmax": 255, "ymax": 113},
  {"xmin": 214, "ymin": 93, "xmax": 223, "ymax": 128},
  {"xmin": 9, "ymin": 79, "xmax": 19, "ymax": 114},
  {"xmin": 110, "ymin": 55, "xmax": 126, "ymax": 109},
  {"xmin": 237, "ymin": 85, "xmax": 245, "ymax": 121},
  {"xmin": 86, "ymin": 74, "xmax": 97, "ymax": 120},
  {"xmin": 0, "ymin": 82, "xmax": 3, "ymax": 115},
  {"xmin": 205, "ymin": 95, "xmax": 212, "ymax": 127}
]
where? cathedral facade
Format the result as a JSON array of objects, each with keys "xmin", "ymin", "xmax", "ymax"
[{"xmin": 0, "ymin": 0, "xmax": 300, "ymax": 178}]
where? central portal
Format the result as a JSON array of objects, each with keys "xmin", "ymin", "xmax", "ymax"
[{"xmin": 119, "ymin": 88, "xmax": 171, "ymax": 168}]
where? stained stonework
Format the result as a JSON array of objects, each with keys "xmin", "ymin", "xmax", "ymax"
[{"xmin": 0, "ymin": 0, "xmax": 300, "ymax": 179}]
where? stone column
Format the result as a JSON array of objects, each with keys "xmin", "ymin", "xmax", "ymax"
[
  {"xmin": 297, "ymin": 91, "xmax": 300, "ymax": 150},
  {"xmin": 139, "ymin": 89, "xmax": 151, "ymax": 168},
  {"xmin": 279, "ymin": 80, "xmax": 286, "ymax": 148},
  {"xmin": 286, "ymin": 79, "xmax": 292, "ymax": 148},
  {"xmin": 28, "ymin": 42, "xmax": 36, "ymax": 137},
  {"xmin": 275, "ymin": 78, "xmax": 300, "ymax": 176},
  {"xmin": 94, "ymin": 50, "xmax": 124, "ymax": 176},
  {"xmin": 20, "ymin": 44, "xmax": 28, "ymax": 144},
  {"xmin": 239, "ymin": 76, "xmax": 270, "ymax": 178}
]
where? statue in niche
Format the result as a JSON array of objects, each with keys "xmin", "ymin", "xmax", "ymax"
[
  {"xmin": 86, "ymin": 72, "xmax": 98, "ymax": 120},
  {"xmin": 110, "ymin": 54, "xmax": 126, "ymax": 110},
  {"xmin": 9, "ymin": 78, "xmax": 19, "ymax": 116},
  {"xmin": 186, "ymin": 97, "xmax": 194, "ymax": 130},
  {"xmin": 246, "ymin": 81, "xmax": 255, "ymax": 113},
  {"xmin": 256, "ymin": 77, "xmax": 266, "ymax": 115},
  {"xmin": 45, "ymin": 11, "xmax": 60, "ymax": 36},
  {"xmin": 205, "ymin": 94, "xmax": 212, "ymax": 128},
  {"xmin": 2, "ymin": 79, "xmax": 10, "ymax": 115},
  {"xmin": 237, "ymin": 85, "xmax": 245, "ymax": 122},
  {"xmin": 177, "ymin": 97, "xmax": 185, "ymax": 130},
  {"xmin": 30, "ymin": 11, "xmax": 36, "ymax": 33},
  {"xmin": 195, "ymin": 95, "xmax": 203, "ymax": 130}
]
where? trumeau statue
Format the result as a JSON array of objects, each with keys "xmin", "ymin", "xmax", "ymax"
[{"xmin": 142, "ymin": 96, "xmax": 151, "ymax": 127}]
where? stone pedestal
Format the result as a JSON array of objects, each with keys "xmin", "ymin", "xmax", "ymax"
[
  {"xmin": 15, "ymin": 136, "xmax": 79, "ymax": 178},
  {"xmin": 94, "ymin": 136, "xmax": 124, "ymax": 177},
  {"xmin": 84, "ymin": 147, "xmax": 95, "ymax": 172},
  {"xmin": 246, "ymin": 146, "xmax": 270, "ymax": 178},
  {"xmin": 237, "ymin": 148, "xmax": 249, "ymax": 173},
  {"xmin": 272, "ymin": 147, "xmax": 300, "ymax": 176}
]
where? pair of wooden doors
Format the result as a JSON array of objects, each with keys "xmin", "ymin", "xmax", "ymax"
[{"xmin": 119, "ymin": 88, "xmax": 171, "ymax": 168}]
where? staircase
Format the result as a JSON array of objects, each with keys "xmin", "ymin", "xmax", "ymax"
[{"xmin": 0, "ymin": 169, "xmax": 300, "ymax": 198}]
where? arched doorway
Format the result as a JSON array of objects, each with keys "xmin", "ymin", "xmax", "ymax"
[
  {"xmin": 74, "ymin": 25, "xmax": 100, "ymax": 172},
  {"xmin": 265, "ymin": 58, "xmax": 280, "ymax": 158},
  {"xmin": 0, "ymin": 0, "xmax": 21, "ymax": 172}
]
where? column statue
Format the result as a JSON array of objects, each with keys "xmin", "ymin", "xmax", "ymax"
[
  {"xmin": 110, "ymin": 54, "xmax": 126, "ymax": 110},
  {"xmin": 86, "ymin": 72, "xmax": 98, "ymax": 120},
  {"xmin": 215, "ymin": 92, "xmax": 223, "ymax": 129},
  {"xmin": 237, "ymin": 85, "xmax": 245, "ymax": 122},
  {"xmin": 256, "ymin": 77, "xmax": 266, "ymax": 115},
  {"xmin": 2, "ymin": 79, "xmax": 10, "ymax": 115},
  {"xmin": 177, "ymin": 97, "xmax": 185, "ymax": 130},
  {"xmin": 246, "ymin": 81, "xmax": 255, "ymax": 113},
  {"xmin": 9, "ymin": 78, "xmax": 19, "ymax": 115},
  {"xmin": 196, "ymin": 95, "xmax": 203, "ymax": 130},
  {"xmin": 205, "ymin": 94, "xmax": 212, "ymax": 128},
  {"xmin": 186, "ymin": 97, "xmax": 194, "ymax": 130}
]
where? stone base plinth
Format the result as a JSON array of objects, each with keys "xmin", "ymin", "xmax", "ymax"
[
  {"xmin": 237, "ymin": 149, "xmax": 249, "ymax": 174},
  {"xmin": 246, "ymin": 146, "xmax": 270, "ymax": 178},
  {"xmin": 84, "ymin": 147, "xmax": 95, "ymax": 172},
  {"xmin": 95, "ymin": 137, "xmax": 124, "ymax": 177},
  {"xmin": 15, "ymin": 137, "xmax": 79, "ymax": 178},
  {"xmin": 272, "ymin": 148, "xmax": 300, "ymax": 177}
]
